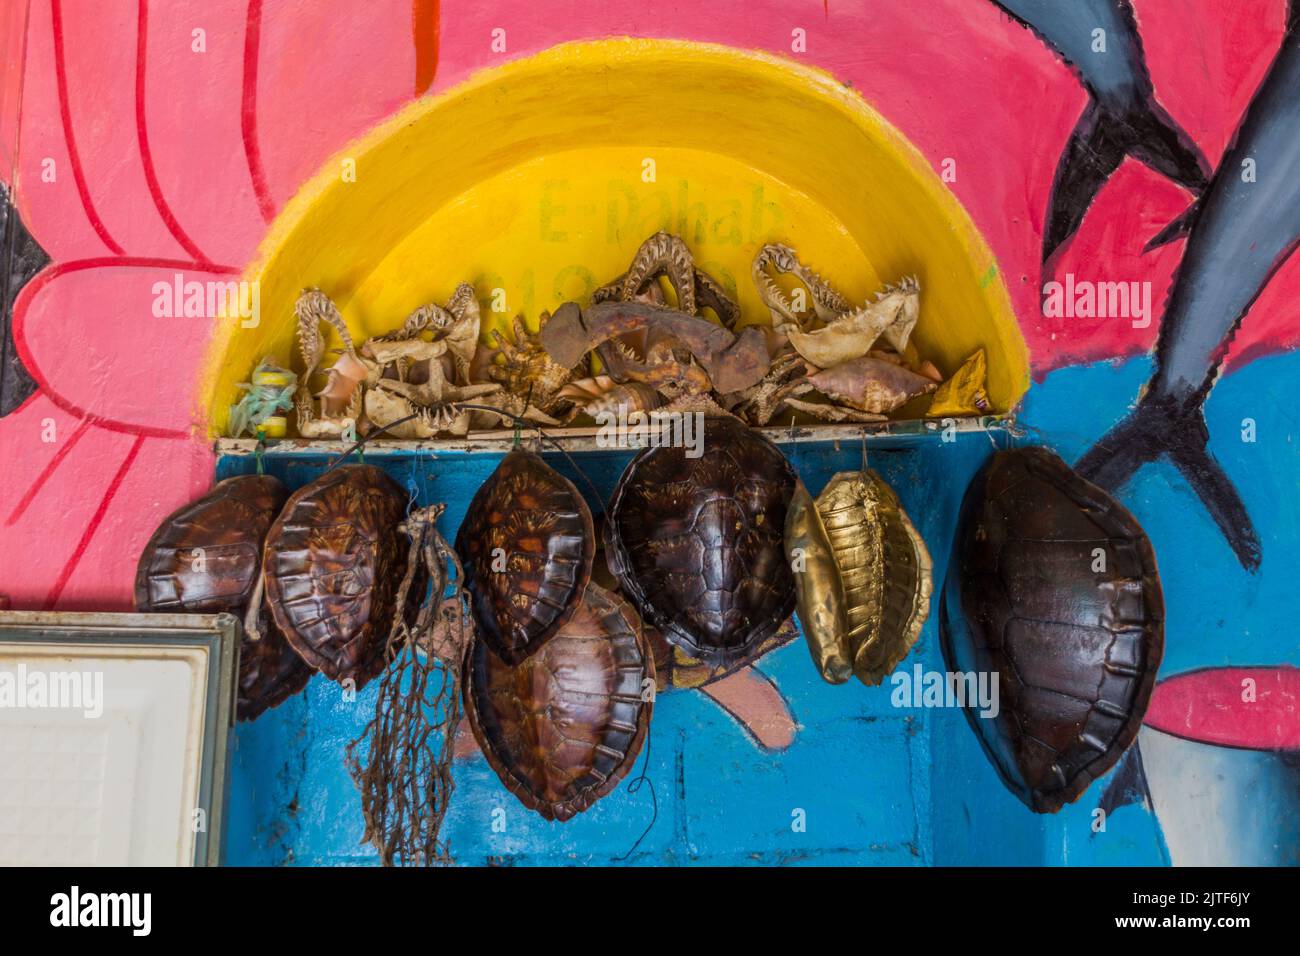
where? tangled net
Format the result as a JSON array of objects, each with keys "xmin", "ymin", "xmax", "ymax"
[{"xmin": 346, "ymin": 503, "xmax": 473, "ymax": 866}]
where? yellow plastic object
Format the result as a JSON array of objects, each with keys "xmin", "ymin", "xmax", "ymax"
[
  {"xmin": 203, "ymin": 39, "xmax": 1029, "ymax": 436},
  {"xmin": 250, "ymin": 367, "xmax": 294, "ymax": 389},
  {"xmin": 254, "ymin": 416, "xmax": 287, "ymax": 439},
  {"xmin": 927, "ymin": 348, "xmax": 991, "ymax": 418}
]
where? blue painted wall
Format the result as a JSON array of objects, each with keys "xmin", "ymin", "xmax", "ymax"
[{"xmin": 218, "ymin": 351, "xmax": 1300, "ymax": 866}]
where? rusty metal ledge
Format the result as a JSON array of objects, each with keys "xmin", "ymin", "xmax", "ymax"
[{"xmin": 215, "ymin": 415, "xmax": 1016, "ymax": 457}]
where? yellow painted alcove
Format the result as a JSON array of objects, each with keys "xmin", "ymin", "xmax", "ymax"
[{"xmin": 202, "ymin": 38, "xmax": 1029, "ymax": 437}]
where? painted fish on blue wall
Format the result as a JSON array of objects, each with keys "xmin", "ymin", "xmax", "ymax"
[
  {"xmin": 1076, "ymin": 8, "xmax": 1300, "ymax": 571},
  {"xmin": 990, "ymin": 0, "xmax": 1210, "ymax": 265}
]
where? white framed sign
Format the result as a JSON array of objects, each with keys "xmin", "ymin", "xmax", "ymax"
[{"xmin": 0, "ymin": 611, "xmax": 237, "ymax": 866}]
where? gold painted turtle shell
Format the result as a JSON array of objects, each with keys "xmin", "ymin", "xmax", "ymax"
[
  {"xmin": 605, "ymin": 416, "xmax": 797, "ymax": 668},
  {"xmin": 940, "ymin": 447, "xmax": 1165, "ymax": 814},
  {"xmin": 134, "ymin": 474, "xmax": 311, "ymax": 721},
  {"xmin": 784, "ymin": 470, "xmax": 933, "ymax": 685},
  {"xmin": 456, "ymin": 449, "xmax": 595, "ymax": 665},
  {"xmin": 262, "ymin": 464, "xmax": 414, "ymax": 688},
  {"xmin": 464, "ymin": 583, "xmax": 653, "ymax": 822}
]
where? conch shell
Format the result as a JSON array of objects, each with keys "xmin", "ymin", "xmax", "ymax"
[
  {"xmin": 557, "ymin": 376, "xmax": 661, "ymax": 422},
  {"xmin": 805, "ymin": 355, "xmax": 937, "ymax": 414},
  {"xmin": 786, "ymin": 277, "xmax": 920, "ymax": 368},
  {"xmin": 316, "ymin": 351, "xmax": 370, "ymax": 416},
  {"xmin": 784, "ymin": 471, "xmax": 933, "ymax": 685}
]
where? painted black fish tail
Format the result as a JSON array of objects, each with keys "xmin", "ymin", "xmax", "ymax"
[
  {"xmin": 1097, "ymin": 742, "xmax": 1151, "ymax": 819},
  {"xmin": 1075, "ymin": 398, "xmax": 1261, "ymax": 571},
  {"xmin": 1044, "ymin": 98, "xmax": 1210, "ymax": 266}
]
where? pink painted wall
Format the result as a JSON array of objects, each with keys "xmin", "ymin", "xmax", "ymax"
[{"xmin": 1, "ymin": 0, "xmax": 1296, "ymax": 610}]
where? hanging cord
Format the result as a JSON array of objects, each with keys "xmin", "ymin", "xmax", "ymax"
[
  {"xmin": 314, "ymin": 402, "xmax": 609, "ymax": 507},
  {"xmin": 611, "ymin": 729, "xmax": 657, "ymax": 862},
  {"xmin": 345, "ymin": 503, "xmax": 472, "ymax": 866}
]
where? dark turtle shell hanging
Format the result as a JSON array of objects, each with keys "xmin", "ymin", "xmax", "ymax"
[
  {"xmin": 605, "ymin": 415, "xmax": 797, "ymax": 668},
  {"xmin": 455, "ymin": 448, "xmax": 594, "ymax": 665},
  {"xmin": 940, "ymin": 447, "xmax": 1165, "ymax": 814},
  {"xmin": 464, "ymin": 582, "xmax": 654, "ymax": 822},
  {"xmin": 262, "ymin": 464, "xmax": 414, "ymax": 689},
  {"xmin": 592, "ymin": 513, "xmax": 797, "ymax": 692},
  {"xmin": 134, "ymin": 474, "xmax": 311, "ymax": 721}
]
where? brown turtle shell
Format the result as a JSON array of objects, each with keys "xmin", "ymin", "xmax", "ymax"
[
  {"xmin": 134, "ymin": 475, "xmax": 311, "ymax": 721},
  {"xmin": 456, "ymin": 449, "xmax": 595, "ymax": 665},
  {"xmin": 262, "ymin": 464, "xmax": 412, "ymax": 688},
  {"xmin": 940, "ymin": 447, "xmax": 1165, "ymax": 814},
  {"xmin": 592, "ymin": 512, "xmax": 795, "ymax": 691},
  {"xmin": 464, "ymin": 583, "xmax": 653, "ymax": 822},
  {"xmin": 605, "ymin": 415, "xmax": 797, "ymax": 668}
]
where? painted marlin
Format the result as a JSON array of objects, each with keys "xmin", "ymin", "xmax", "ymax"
[
  {"xmin": 991, "ymin": 0, "xmax": 1210, "ymax": 265},
  {"xmin": 1076, "ymin": 10, "xmax": 1300, "ymax": 573}
]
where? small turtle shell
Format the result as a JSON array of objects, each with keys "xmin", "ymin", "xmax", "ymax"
[
  {"xmin": 134, "ymin": 475, "xmax": 311, "ymax": 721},
  {"xmin": 784, "ymin": 470, "xmax": 933, "ymax": 685},
  {"xmin": 605, "ymin": 415, "xmax": 796, "ymax": 668},
  {"xmin": 262, "ymin": 464, "xmax": 413, "ymax": 688},
  {"xmin": 940, "ymin": 447, "xmax": 1165, "ymax": 814},
  {"xmin": 456, "ymin": 449, "xmax": 595, "ymax": 665},
  {"xmin": 464, "ymin": 583, "xmax": 654, "ymax": 822}
]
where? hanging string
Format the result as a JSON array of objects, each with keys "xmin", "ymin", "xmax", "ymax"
[
  {"xmin": 611, "ymin": 729, "xmax": 657, "ymax": 863},
  {"xmin": 319, "ymin": 406, "xmax": 607, "ymax": 509}
]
